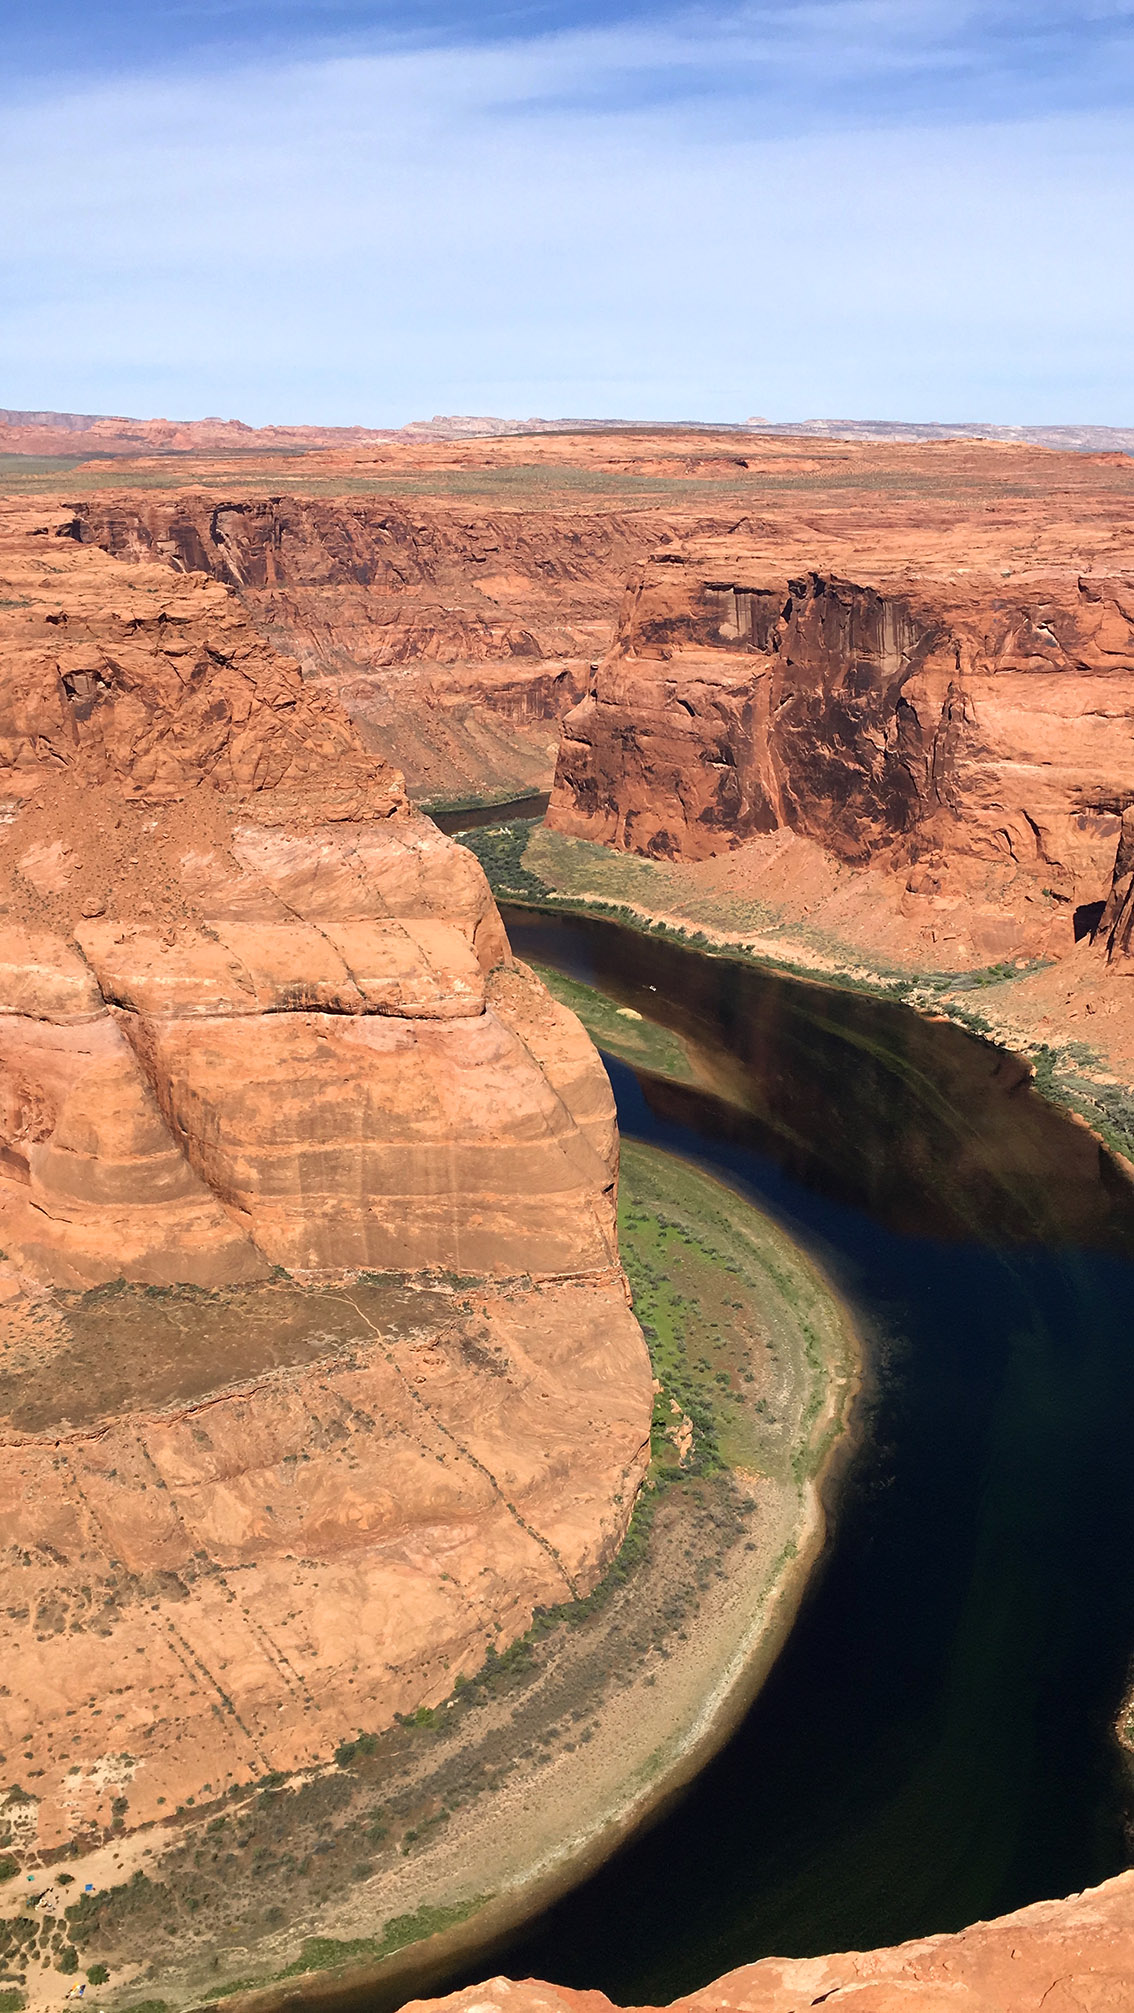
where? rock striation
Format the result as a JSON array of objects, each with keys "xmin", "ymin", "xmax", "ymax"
[
  {"xmin": 549, "ymin": 539, "xmax": 1134, "ymax": 964},
  {"xmin": 0, "ymin": 500, "xmax": 652, "ymax": 1848},
  {"xmin": 72, "ymin": 496, "xmax": 665, "ymax": 803}
]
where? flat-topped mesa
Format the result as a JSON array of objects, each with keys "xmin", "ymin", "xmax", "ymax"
[
  {"xmin": 0, "ymin": 504, "xmax": 621, "ymax": 1289},
  {"xmin": 548, "ymin": 540, "xmax": 1134, "ymax": 961}
]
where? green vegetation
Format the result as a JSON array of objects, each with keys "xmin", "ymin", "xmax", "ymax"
[
  {"xmin": 511, "ymin": 824, "xmax": 1057, "ymax": 1001},
  {"xmin": 334, "ymin": 1733, "xmax": 380, "ymax": 1767},
  {"xmin": 0, "ymin": 450, "xmax": 1114, "ymax": 506},
  {"xmin": 619, "ymin": 1144, "xmax": 853, "ymax": 1484},
  {"xmin": 1029, "ymin": 1043, "xmax": 1134, "ymax": 1165},
  {"xmin": 528, "ymin": 961, "xmax": 695, "ymax": 1081},
  {"xmin": 464, "ymin": 819, "xmax": 1134, "ymax": 1168},
  {"xmin": 278, "ymin": 1898, "xmax": 485, "ymax": 1978},
  {"xmin": 34, "ymin": 1148, "xmax": 851, "ymax": 2007},
  {"xmin": 0, "ymin": 1989, "xmax": 26, "ymax": 2012},
  {"xmin": 459, "ymin": 821, "xmax": 930, "ymax": 997},
  {"xmin": 457, "ymin": 820, "xmax": 550, "ymax": 899}
]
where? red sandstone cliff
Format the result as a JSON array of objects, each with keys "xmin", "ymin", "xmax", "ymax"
[
  {"xmin": 70, "ymin": 495, "xmax": 671, "ymax": 803},
  {"xmin": 0, "ymin": 500, "xmax": 652, "ymax": 1849},
  {"xmin": 548, "ymin": 539, "xmax": 1134, "ymax": 965}
]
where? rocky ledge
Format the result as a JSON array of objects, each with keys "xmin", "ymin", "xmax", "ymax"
[{"xmin": 406, "ymin": 1868, "xmax": 1134, "ymax": 2013}]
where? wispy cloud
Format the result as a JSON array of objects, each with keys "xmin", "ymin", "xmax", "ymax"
[
  {"xmin": 1, "ymin": 4, "xmax": 1132, "ymax": 423},
  {"xmin": 11, "ymin": 0, "xmax": 1134, "ymax": 113}
]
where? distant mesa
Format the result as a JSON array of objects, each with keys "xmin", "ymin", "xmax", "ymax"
[{"xmin": 2, "ymin": 405, "xmax": 1132, "ymax": 457}]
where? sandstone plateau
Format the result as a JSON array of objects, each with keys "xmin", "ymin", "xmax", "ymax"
[
  {"xmin": 0, "ymin": 498, "xmax": 652, "ymax": 1855},
  {"xmin": 20, "ymin": 424, "xmax": 1127, "ymax": 842}
]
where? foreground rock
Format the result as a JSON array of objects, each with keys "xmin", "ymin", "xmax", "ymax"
[
  {"xmin": 0, "ymin": 500, "xmax": 651, "ymax": 1857},
  {"xmin": 405, "ymin": 1868, "xmax": 1134, "ymax": 2013}
]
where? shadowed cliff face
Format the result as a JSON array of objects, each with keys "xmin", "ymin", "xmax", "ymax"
[
  {"xmin": 0, "ymin": 500, "xmax": 651, "ymax": 1852},
  {"xmin": 548, "ymin": 543, "xmax": 1134, "ymax": 958}
]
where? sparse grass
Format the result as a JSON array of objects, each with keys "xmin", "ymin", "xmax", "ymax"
[
  {"xmin": 618, "ymin": 1144, "xmax": 854, "ymax": 1485},
  {"xmin": 0, "ymin": 1273, "xmax": 456, "ymax": 1436},
  {"xmin": 528, "ymin": 961, "xmax": 695, "ymax": 1081},
  {"xmin": 475, "ymin": 822, "xmax": 1134, "ymax": 1173},
  {"xmin": 278, "ymin": 1898, "xmax": 486, "ymax": 1979},
  {"xmin": 1029, "ymin": 1044, "xmax": 1134, "ymax": 1165},
  {"xmin": 1, "ymin": 453, "xmax": 1119, "ymax": 506}
]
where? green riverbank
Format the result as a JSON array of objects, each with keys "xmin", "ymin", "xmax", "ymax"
[{"xmin": 459, "ymin": 818, "xmax": 1134, "ymax": 1170}]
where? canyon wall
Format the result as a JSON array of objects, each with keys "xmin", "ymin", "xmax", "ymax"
[
  {"xmin": 548, "ymin": 540, "xmax": 1134, "ymax": 964},
  {"xmin": 0, "ymin": 500, "xmax": 652, "ymax": 1847},
  {"xmin": 2, "ymin": 430, "xmax": 1132, "ymax": 1992},
  {"xmin": 72, "ymin": 496, "xmax": 671, "ymax": 803}
]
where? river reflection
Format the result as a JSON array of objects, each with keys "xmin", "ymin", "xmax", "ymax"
[
  {"xmin": 441, "ymin": 907, "xmax": 1134, "ymax": 2001},
  {"xmin": 505, "ymin": 907, "xmax": 1134, "ymax": 1256}
]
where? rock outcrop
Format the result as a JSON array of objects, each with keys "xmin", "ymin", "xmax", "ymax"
[
  {"xmin": 0, "ymin": 500, "xmax": 652, "ymax": 1848},
  {"xmin": 405, "ymin": 1868, "xmax": 1134, "ymax": 2013},
  {"xmin": 548, "ymin": 540, "xmax": 1134, "ymax": 964},
  {"xmin": 72, "ymin": 496, "xmax": 667, "ymax": 803},
  {"xmin": 52, "ymin": 428, "xmax": 1134, "ymax": 825}
]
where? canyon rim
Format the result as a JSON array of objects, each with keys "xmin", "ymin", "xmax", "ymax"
[{"xmin": 0, "ymin": 415, "xmax": 1132, "ymax": 2013}]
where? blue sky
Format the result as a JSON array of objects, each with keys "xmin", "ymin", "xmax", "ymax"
[{"xmin": 3, "ymin": 3, "xmax": 1132, "ymax": 426}]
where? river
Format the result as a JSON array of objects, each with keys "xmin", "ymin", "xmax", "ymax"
[
  {"xmin": 425, "ymin": 794, "xmax": 551, "ymax": 834},
  {"xmin": 428, "ymin": 903, "xmax": 1134, "ymax": 2005}
]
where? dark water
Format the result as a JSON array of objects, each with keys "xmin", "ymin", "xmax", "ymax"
[
  {"xmin": 445, "ymin": 907, "xmax": 1134, "ymax": 2002},
  {"xmin": 425, "ymin": 793, "xmax": 550, "ymax": 835}
]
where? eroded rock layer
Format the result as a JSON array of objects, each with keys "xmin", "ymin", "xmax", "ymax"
[
  {"xmin": 72, "ymin": 496, "xmax": 669, "ymax": 803},
  {"xmin": 0, "ymin": 500, "xmax": 651, "ymax": 1847},
  {"xmin": 549, "ymin": 539, "xmax": 1134, "ymax": 964}
]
